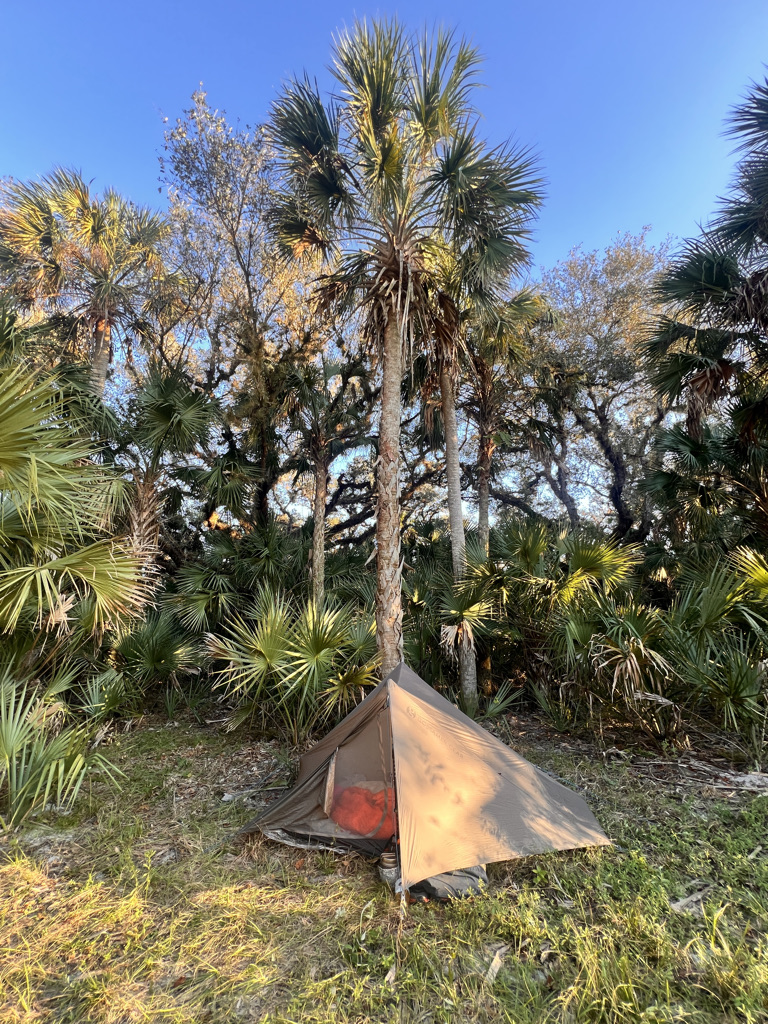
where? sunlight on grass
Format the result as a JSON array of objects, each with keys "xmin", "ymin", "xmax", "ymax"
[{"xmin": 1, "ymin": 722, "xmax": 766, "ymax": 1023}]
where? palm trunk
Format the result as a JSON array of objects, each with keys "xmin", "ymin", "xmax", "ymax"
[
  {"xmin": 375, "ymin": 316, "xmax": 404, "ymax": 676},
  {"xmin": 439, "ymin": 365, "xmax": 478, "ymax": 711},
  {"xmin": 476, "ymin": 435, "xmax": 494, "ymax": 690},
  {"xmin": 312, "ymin": 459, "xmax": 327, "ymax": 606},
  {"xmin": 477, "ymin": 438, "xmax": 493, "ymax": 556},
  {"xmin": 477, "ymin": 472, "xmax": 490, "ymax": 555},
  {"xmin": 128, "ymin": 470, "xmax": 162, "ymax": 608},
  {"xmin": 91, "ymin": 319, "xmax": 111, "ymax": 394}
]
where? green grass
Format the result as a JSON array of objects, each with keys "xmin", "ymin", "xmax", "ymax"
[{"xmin": 0, "ymin": 718, "xmax": 766, "ymax": 1023}]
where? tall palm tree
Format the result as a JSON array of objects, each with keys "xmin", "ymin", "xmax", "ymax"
[
  {"xmin": 269, "ymin": 19, "xmax": 542, "ymax": 676},
  {"xmin": 644, "ymin": 76, "xmax": 768, "ymax": 543},
  {"xmin": 283, "ymin": 357, "xmax": 371, "ymax": 604},
  {"xmin": 464, "ymin": 295, "xmax": 547, "ymax": 553},
  {"xmin": 0, "ymin": 169, "xmax": 170, "ymax": 393},
  {"xmin": 646, "ymin": 76, "xmax": 768, "ymax": 435},
  {"xmin": 432, "ymin": 285, "xmax": 542, "ymax": 706}
]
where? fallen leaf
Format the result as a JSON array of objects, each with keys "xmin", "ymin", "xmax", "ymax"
[
  {"xmin": 484, "ymin": 943, "xmax": 509, "ymax": 984},
  {"xmin": 670, "ymin": 887, "xmax": 711, "ymax": 914},
  {"xmin": 385, "ymin": 964, "xmax": 396, "ymax": 987}
]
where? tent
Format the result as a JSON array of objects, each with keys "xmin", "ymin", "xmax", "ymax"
[{"xmin": 244, "ymin": 663, "xmax": 610, "ymax": 890}]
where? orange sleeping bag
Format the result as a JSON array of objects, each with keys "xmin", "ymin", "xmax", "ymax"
[{"xmin": 330, "ymin": 785, "xmax": 396, "ymax": 839}]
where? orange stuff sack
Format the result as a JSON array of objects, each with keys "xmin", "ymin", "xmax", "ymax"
[{"xmin": 330, "ymin": 785, "xmax": 396, "ymax": 839}]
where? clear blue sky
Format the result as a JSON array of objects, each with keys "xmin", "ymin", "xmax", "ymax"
[{"xmin": 2, "ymin": 0, "xmax": 767, "ymax": 270}]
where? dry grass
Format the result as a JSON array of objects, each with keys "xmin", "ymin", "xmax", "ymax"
[{"xmin": 1, "ymin": 715, "xmax": 766, "ymax": 1023}]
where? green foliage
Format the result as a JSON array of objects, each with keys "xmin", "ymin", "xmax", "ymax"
[
  {"xmin": 77, "ymin": 669, "xmax": 133, "ymax": 723},
  {"xmin": 115, "ymin": 612, "xmax": 197, "ymax": 688},
  {"xmin": 209, "ymin": 588, "xmax": 379, "ymax": 742},
  {"xmin": 549, "ymin": 556, "xmax": 768, "ymax": 743},
  {"xmin": 170, "ymin": 522, "xmax": 309, "ymax": 633},
  {"xmin": 644, "ymin": 75, "xmax": 768, "ymax": 543},
  {"xmin": 0, "ymin": 362, "xmax": 147, "ymax": 633},
  {"xmin": 4, "ymin": 47, "xmax": 768, "ymax": 760},
  {"xmin": 0, "ymin": 169, "xmax": 171, "ymax": 388},
  {"xmin": 131, "ymin": 364, "xmax": 220, "ymax": 463},
  {"xmin": 0, "ymin": 668, "xmax": 117, "ymax": 829}
]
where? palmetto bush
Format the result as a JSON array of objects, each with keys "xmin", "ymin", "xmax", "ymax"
[
  {"xmin": 556, "ymin": 595, "xmax": 681, "ymax": 738},
  {"xmin": 170, "ymin": 523, "xmax": 309, "ymax": 634},
  {"xmin": 465, "ymin": 520, "xmax": 641, "ymax": 693},
  {"xmin": 553, "ymin": 557, "xmax": 768, "ymax": 742},
  {"xmin": 402, "ymin": 553, "xmax": 497, "ymax": 694},
  {"xmin": 208, "ymin": 587, "xmax": 379, "ymax": 743},
  {"xmin": 457, "ymin": 519, "xmax": 768, "ymax": 743},
  {"xmin": 77, "ymin": 669, "xmax": 134, "ymax": 723},
  {"xmin": 114, "ymin": 611, "xmax": 198, "ymax": 689},
  {"xmin": 0, "ymin": 362, "xmax": 148, "ymax": 633},
  {"xmin": 0, "ymin": 356, "xmax": 149, "ymax": 824},
  {"xmin": 0, "ymin": 668, "xmax": 118, "ymax": 828}
]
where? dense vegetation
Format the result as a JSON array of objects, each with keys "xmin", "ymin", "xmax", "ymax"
[{"xmin": 2, "ymin": 23, "xmax": 768, "ymax": 828}]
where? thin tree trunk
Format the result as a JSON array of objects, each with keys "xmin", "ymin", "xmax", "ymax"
[
  {"xmin": 91, "ymin": 319, "xmax": 111, "ymax": 394},
  {"xmin": 573, "ymin": 404, "xmax": 634, "ymax": 538},
  {"xmin": 472, "ymin": 353, "xmax": 495, "ymax": 557},
  {"xmin": 476, "ymin": 426, "xmax": 495, "ymax": 556},
  {"xmin": 476, "ymin": 443, "xmax": 493, "ymax": 695},
  {"xmin": 440, "ymin": 367, "xmax": 466, "ymax": 571},
  {"xmin": 440, "ymin": 366, "xmax": 478, "ymax": 711},
  {"xmin": 477, "ymin": 469, "xmax": 490, "ymax": 555},
  {"xmin": 476, "ymin": 438, "xmax": 494, "ymax": 693},
  {"xmin": 542, "ymin": 455, "xmax": 580, "ymax": 527},
  {"xmin": 375, "ymin": 316, "xmax": 404, "ymax": 676},
  {"xmin": 312, "ymin": 459, "xmax": 327, "ymax": 606},
  {"xmin": 253, "ymin": 427, "xmax": 274, "ymax": 526}
]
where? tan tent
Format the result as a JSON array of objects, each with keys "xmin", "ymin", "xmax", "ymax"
[{"xmin": 245, "ymin": 663, "xmax": 610, "ymax": 889}]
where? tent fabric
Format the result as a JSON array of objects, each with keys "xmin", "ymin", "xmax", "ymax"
[{"xmin": 245, "ymin": 663, "xmax": 610, "ymax": 889}]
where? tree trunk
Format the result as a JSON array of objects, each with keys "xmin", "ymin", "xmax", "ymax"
[
  {"xmin": 312, "ymin": 459, "xmax": 327, "ymax": 606},
  {"xmin": 542, "ymin": 453, "xmax": 580, "ymax": 527},
  {"xmin": 476, "ymin": 428, "xmax": 494, "ymax": 556},
  {"xmin": 477, "ymin": 469, "xmax": 490, "ymax": 555},
  {"xmin": 476, "ymin": 423, "xmax": 494, "ymax": 691},
  {"xmin": 253, "ymin": 426, "xmax": 275, "ymax": 526},
  {"xmin": 91, "ymin": 319, "xmax": 111, "ymax": 394},
  {"xmin": 375, "ymin": 316, "xmax": 404, "ymax": 676},
  {"xmin": 441, "ymin": 367, "xmax": 466, "ymax": 571},
  {"xmin": 573, "ymin": 405, "xmax": 634, "ymax": 538},
  {"xmin": 128, "ymin": 469, "xmax": 162, "ymax": 610},
  {"xmin": 440, "ymin": 365, "xmax": 478, "ymax": 711}
]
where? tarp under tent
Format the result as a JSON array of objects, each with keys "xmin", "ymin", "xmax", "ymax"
[{"xmin": 242, "ymin": 663, "xmax": 610, "ymax": 890}]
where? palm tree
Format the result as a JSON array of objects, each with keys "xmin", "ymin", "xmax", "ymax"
[
  {"xmin": 643, "ymin": 77, "xmax": 768, "ymax": 547},
  {"xmin": 0, "ymin": 169, "xmax": 170, "ymax": 393},
  {"xmin": 118, "ymin": 362, "xmax": 222, "ymax": 570},
  {"xmin": 431, "ymin": 285, "xmax": 543, "ymax": 706},
  {"xmin": 461, "ymin": 295, "xmax": 544, "ymax": 554},
  {"xmin": 269, "ymin": 19, "xmax": 542, "ymax": 677},
  {"xmin": 646, "ymin": 76, "xmax": 768, "ymax": 442},
  {"xmin": 283, "ymin": 358, "xmax": 371, "ymax": 605}
]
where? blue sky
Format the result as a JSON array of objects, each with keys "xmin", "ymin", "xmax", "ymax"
[{"xmin": 2, "ymin": 0, "xmax": 767, "ymax": 271}]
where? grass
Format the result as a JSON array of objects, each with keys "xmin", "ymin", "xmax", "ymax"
[{"xmin": 0, "ymin": 715, "xmax": 766, "ymax": 1023}]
